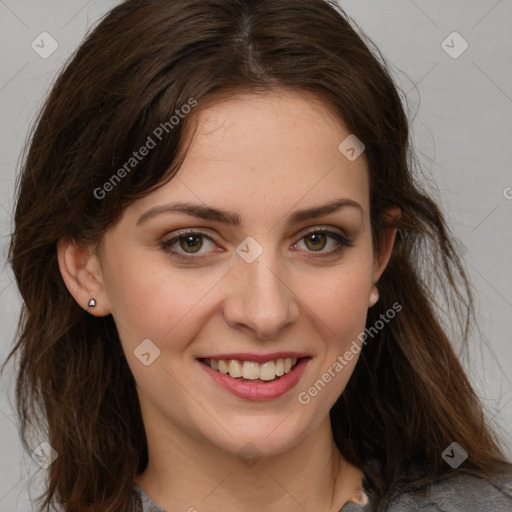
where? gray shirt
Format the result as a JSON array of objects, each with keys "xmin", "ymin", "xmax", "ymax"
[{"xmin": 131, "ymin": 469, "xmax": 512, "ymax": 511}]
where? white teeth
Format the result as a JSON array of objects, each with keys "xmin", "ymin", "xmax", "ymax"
[
  {"xmin": 228, "ymin": 359, "xmax": 243, "ymax": 378},
  {"xmin": 206, "ymin": 357, "xmax": 300, "ymax": 381},
  {"xmin": 242, "ymin": 361, "xmax": 260, "ymax": 379},
  {"xmin": 259, "ymin": 361, "xmax": 276, "ymax": 381},
  {"xmin": 218, "ymin": 359, "xmax": 229, "ymax": 374}
]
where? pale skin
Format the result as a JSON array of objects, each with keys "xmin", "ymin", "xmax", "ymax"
[{"xmin": 58, "ymin": 89, "xmax": 400, "ymax": 512}]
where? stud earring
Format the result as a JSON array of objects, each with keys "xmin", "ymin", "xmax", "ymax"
[
  {"xmin": 88, "ymin": 298, "xmax": 97, "ymax": 308},
  {"xmin": 368, "ymin": 287, "xmax": 379, "ymax": 307}
]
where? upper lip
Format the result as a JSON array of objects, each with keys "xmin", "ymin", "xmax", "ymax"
[{"xmin": 197, "ymin": 352, "xmax": 311, "ymax": 364}]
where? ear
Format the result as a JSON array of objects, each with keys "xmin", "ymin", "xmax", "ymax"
[
  {"xmin": 372, "ymin": 206, "xmax": 401, "ymax": 284},
  {"xmin": 56, "ymin": 237, "xmax": 111, "ymax": 316}
]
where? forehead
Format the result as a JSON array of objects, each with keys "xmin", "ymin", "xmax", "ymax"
[
  {"xmin": 129, "ymin": 89, "xmax": 370, "ymax": 222},
  {"xmin": 188, "ymin": 89, "xmax": 351, "ymax": 159}
]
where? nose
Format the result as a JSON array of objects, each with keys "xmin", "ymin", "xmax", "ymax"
[{"xmin": 222, "ymin": 248, "xmax": 300, "ymax": 340}]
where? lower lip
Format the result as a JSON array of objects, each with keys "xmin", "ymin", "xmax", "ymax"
[{"xmin": 198, "ymin": 358, "xmax": 311, "ymax": 401}]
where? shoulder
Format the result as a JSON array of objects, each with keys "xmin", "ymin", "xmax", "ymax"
[
  {"xmin": 131, "ymin": 483, "xmax": 167, "ymax": 512},
  {"xmin": 379, "ymin": 469, "xmax": 512, "ymax": 512}
]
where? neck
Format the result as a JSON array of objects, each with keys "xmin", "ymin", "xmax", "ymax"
[{"xmin": 134, "ymin": 415, "xmax": 364, "ymax": 512}]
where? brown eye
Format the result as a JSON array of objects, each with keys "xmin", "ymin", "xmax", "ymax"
[
  {"xmin": 161, "ymin": 231, "xmax": 218, "ymax": 260},
  {"xmin": 179, "ymin": 234, "xmax": 204, "ymax": 253},
  {"xmin": 304, "ymin": 232, "xmax": 327, "ymax": 251},
  {"xmin": 293, "ymin": 228, "xmax": 354, "ymax": 258}
]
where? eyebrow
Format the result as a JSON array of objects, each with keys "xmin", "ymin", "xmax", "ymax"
[{"xmin": 137, "ymin": 198, "xmax": 363, "ymax": 226}]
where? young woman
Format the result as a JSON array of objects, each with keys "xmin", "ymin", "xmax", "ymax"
[{"xmin": 2, "ymin": 0, "xmax": 511, "ymax": 511}]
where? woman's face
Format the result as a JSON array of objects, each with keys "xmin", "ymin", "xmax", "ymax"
[{"xmin": 73, "ymin": 90, "xmax": 396, "ymax": 456}]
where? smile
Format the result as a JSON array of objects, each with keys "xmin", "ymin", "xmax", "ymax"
[
  {"xmin": 197, "ymin": 356, "xmax": 311, "ymax": 400},
  {"xmin": 199, "ymin": 357, "xmax": 300, "ymax": 382}
]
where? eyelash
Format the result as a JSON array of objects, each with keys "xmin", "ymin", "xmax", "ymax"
[{"xmin": 160, "ymin": 228, "xmax": 353, "ymax": 261}]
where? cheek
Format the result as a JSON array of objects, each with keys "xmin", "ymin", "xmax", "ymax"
[
  {"xmin": 298, "ymin": 264, "xmax": 372, "ymax": 408},
  {"xmin": 101, "ymin": 250, "xmax": 180, "ymax": 342},
  {"xmin": 102, "ymin": 248, "xmax": 222, "ymax": 354},
  {"xmin": 305, "ymin": 259, "xmax": 373, "ymax": 342}
]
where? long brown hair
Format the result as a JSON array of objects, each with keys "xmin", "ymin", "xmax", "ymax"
[{"xmin": 2, "ymin": 0, "xmax": 510, "ymax": 510}]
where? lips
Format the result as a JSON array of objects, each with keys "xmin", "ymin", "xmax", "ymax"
[{"xmin": 197, "ymin": 355, "xmax": 312, "ymax": 400}]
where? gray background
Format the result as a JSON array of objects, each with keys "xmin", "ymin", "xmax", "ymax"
[{"xmin": 0, "ymin": 0, "xmax": 511, "ymax": 510}]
